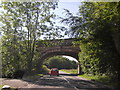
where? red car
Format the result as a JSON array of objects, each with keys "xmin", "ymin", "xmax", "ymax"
[{"xmin": 49, "ymin": 68, "xmax": 59, "ymax": 76}]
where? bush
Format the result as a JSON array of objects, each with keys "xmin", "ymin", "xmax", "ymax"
[
  {"xmin": 44, "ymin": 56, "xmax": 78, "ymax": 69},
  {"xmin": 79, "ymin": 39, "xmax": 120, "ymax": 77},
  {"xmin": 2, "ymin": 67, "xmax": 14, "ymax": 78},
  {"xmin": 41, "ymin": 65, "xmax": 49, "ymax": 74},
  {"xmin": 13, "ymin": 70, "xmax": 25, "ymax": 79}
]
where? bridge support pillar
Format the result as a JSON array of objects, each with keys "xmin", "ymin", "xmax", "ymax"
[{"xmin": 78, "ymin": 64, "xmax": 82, "ymax": 75}]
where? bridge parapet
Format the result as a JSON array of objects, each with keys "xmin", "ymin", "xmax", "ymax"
[{"xmin": 36, "ymin": 38, "xmax": 80, "ymax": 47}]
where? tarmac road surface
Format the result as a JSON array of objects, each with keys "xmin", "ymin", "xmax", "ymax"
[{"xmin": 1, "ymin": 71, "xmax": 114, "ymax": 90}]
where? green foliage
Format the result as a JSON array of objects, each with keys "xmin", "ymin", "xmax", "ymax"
[
  {"xmin": 0, "ymin": 85, "xmax": 3, "ymax": 90},
  {"xmin": 79, "ymin": 40, "xmax": 119, "ymax": 75},
  {"xmin": 44, "ymin": 56, "xmax": 78, "ymax": 69},
  {"xmin": 60, "ymin": 69, "xmax": 78, "ymax": 74},
  {"xmin": 62, "ymin": 2, "xmax": 120, "ymax": 85},
  {"xmin": 0, "ymin": 2, "xmax": 59, "ymax": 77},
  {"xmin": 41, "ymin": 65, "xmax": 50, "ymax": 74},
  {"xmin": 78, "ymin": 2, "xmax": 120, "ymax": 77},
  {"xmin": 78, "ymin": 74, "xmax": 118, "ymax": 88},
  {"xmin": 37, "ymin": 74, "xmax": 44, "ymax": 77}
]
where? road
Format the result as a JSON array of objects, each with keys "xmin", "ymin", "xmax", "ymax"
[{"xmin": 1, "ymin": 71, "xmax": 114, "ymax": 90}]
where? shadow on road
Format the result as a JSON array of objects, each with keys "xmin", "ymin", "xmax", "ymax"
[
  {"xmin": 21, "ymin": 74, "xmax": 115, "ymax": 90},
  {"xmin": 1, "ymin": 74, "xmax": 115, "ymax": 90},
  {"xmin": 59, "ymin": 73, "xmax": 78, "ymax": 76},
  {"xmin": 22, "ymin": 75, "xmax": 73, "ymax": 88}
]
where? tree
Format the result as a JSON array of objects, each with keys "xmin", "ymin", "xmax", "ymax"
[
  {"xmin": 44, "ymin": 56, "xmax": 77, "ymax": 69},
  {"xmin": 61, "ymin": 2, "xmax": 120, "ymax": 83},
  {"xmin": 0, "ymin": 2, "xmax": 59, "ymax": 77}
]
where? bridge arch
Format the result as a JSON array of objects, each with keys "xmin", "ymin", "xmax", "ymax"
[
  {"xmin": 36, "ymin": 38, "xmax": 81, "ymax": 74},
  {"xmin": 40, "ymin": 46, "xmax": 80, "ymax": 60}
]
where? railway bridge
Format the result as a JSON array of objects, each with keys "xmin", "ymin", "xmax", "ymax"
[{"xmin": 36, "ymin": 38, "xmax": 81, "ymax": 74}]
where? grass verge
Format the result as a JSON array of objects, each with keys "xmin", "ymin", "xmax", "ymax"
[
  {"xmin": 61, "ymin": 69, "xmax": 118, "ymax": 88},
  {"xmin": 0, "ymin": 85, "xmax": 3, "ymax": 90},
  {"xmin": 60, "ymin": 69, "xmax": 78, "ymax": 74},
  {"xmin": 78, "ymin": 74, "xmax": 119, "ymax": 88}
]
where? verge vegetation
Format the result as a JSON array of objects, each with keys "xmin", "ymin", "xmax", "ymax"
[
  {"xmin": 78, "ymin": 74, "xmax": 118, "ymax": 88},
  {"xmin": 0, "ymin": 85, "xmax": 3, "ymax": 90},
  {"xmin": 60, "ymin": 69, "xmax": 78, "ymax": 74}
]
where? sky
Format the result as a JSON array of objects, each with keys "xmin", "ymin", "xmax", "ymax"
[
  {"xmin": 62, "ymin": 55, "xmax": 78, "ymax": 62},
  {"xmin": 52, "ymin": 2, "xmax": 81, "ymax": 39},
  {"xmin": 54, "ymin": 2, "xmax": 81, "ymax": 27},
  {"xmin": 54, "ymin": 2, "xmax": 81, "ymax": 61},
  {"xmin": 54, "ymin": 2, "xmax": 81, "ymax": 17}
]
